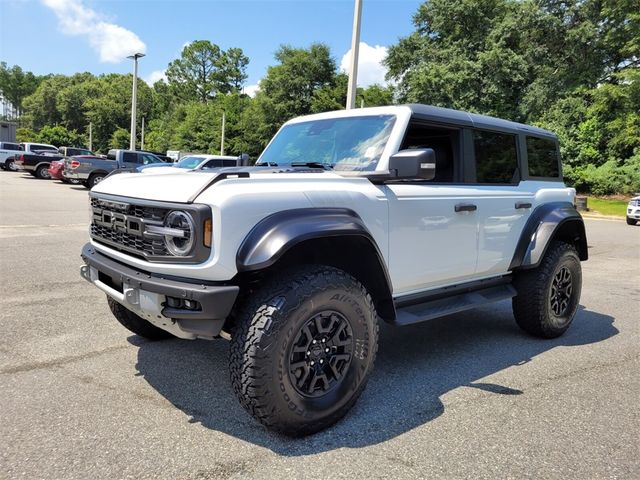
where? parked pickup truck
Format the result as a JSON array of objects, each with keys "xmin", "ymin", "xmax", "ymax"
[
  {"xmin": 81, "ymin": 105, "xmax": 587, "ymax": 435},
  {"xmin": 64, "ymin": 149, "xmax": 164, "ymax": 188},
  {"xmin": 0, "ymin": 141, "xmax": 24, "ymax": 171},
  {"xmin": 14, "ymin": 143, "xmax": 62, "ymax": 178}
]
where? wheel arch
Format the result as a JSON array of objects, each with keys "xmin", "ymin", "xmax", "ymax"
[
  {"xmin": 236, "ymin": 208, "xmax": 396, "ymax": 322},
  {"xmin": 510, "ymin": 202, "xmax": 588, "ymax": 271}
]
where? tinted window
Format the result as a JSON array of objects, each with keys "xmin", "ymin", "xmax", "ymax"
[
  {"xmin": 527, "ymin": 136, "xmax": 560, "ymax": 178},
  {"xmin": 122, "ymin": 152, "xmax": 138, "ymax": 163},
  {"xmin": 401, "ymin": 123, "xmax": 459, "ymax": 182},
  {"xmin": 1, "ymin": 143, "xmax": 21, "ymax": 151},
  {"xmin": 204, "ymin": 160, "xmax": 223, "ymax": 168},
  {"xmin": 222, "ymin": 159, "xmax": 237, "ymax": 166},
  {"xmin": 32, "ymin": 144, "xmax": 58, "ymax": 152},
  {"xmin": 473, "ymin": 130, "xmax": 518, "ymax": 183}
]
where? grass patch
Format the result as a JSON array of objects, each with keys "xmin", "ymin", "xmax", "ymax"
[{"xmin": 586, "ymin": 197, "xmax": 629, "ymax": 217}]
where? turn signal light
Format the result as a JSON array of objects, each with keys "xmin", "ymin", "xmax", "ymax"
[{"xmin": 203, "ymin": 219, "xmax": 212, "ymax": 248}]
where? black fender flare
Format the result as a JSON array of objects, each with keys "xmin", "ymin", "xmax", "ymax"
[
  {"xmin": 509, "ymin": 202, "xmax": 588, "ymax": 270},
  {"xmin": 236, "ymin": 208, "xmax": 395, "ymax": 320},
  {"xmin": 237, "ymin": 208, "xmax": 386, "ymax": 273},
  {"xmin": 34, "ymin": 161, "xmax": 51, "ymax": 171}
]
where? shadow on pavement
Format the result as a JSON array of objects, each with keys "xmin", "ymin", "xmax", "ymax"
[{"xmin": 133, "ymin": 301, "xmax": 617, "ymax": 455}]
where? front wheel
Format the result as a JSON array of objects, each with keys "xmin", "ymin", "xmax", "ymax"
[
  {"xmin": 627, "ymin": 217, "xmax": 637, "ymax": 226},
  {"xmin": 229, "ymin": 265, "xmax": 379, "ymax": 436},
  {"xmin": 5, "ymin": 159, "xmax": 18, "ymax": 171},
  {"xmin": 512, "ymin": 241, "xmax": 582, "ymax": 338}
]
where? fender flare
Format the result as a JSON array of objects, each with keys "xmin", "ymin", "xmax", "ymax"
[
  {"xmin": 509, "ymin": 201, "xmax": 588, "ymax": 270},
  {"xmin": 34, "ymin": 161, "xmax": 52, "ymax": 171},
  {"xmin": 237, "ymin": 208, "xmax": 388, "ymax": 274}
]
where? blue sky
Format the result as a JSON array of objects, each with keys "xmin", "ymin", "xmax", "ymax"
[{"xmin": 0, "ymin": 0, "xmax": 422, "ymax": 91}]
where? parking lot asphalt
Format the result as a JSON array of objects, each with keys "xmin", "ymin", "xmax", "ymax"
[{"xmin": 1, "ymin": 171, "xmax": 639, "ymax": 479}]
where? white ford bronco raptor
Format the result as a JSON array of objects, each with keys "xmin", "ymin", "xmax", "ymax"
[{"xmin": 80, "ymin": 105, "xmax": 587, "ymax": 435}]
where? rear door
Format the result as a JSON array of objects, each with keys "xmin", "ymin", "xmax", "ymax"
[{"xmin": 466, "ymin": 129, "xmax": 534, "ymax": 277}]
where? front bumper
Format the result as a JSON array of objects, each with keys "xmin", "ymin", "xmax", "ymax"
[
  {"xmin": 627, "ymin": 207, "xmax": 640, "ymax": 220},
  {"xmin": 80, "ymin": 243, "xmax": 239, "ymax": 339}
]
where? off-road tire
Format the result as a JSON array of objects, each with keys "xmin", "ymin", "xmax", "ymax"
[
  {"xmin": 627, "ymin": 216, "xmax": 637, "ymax": 226},
  {"xmin": 107, "ymin": 296, "xmax": 173, "ymax": 340},
  {"xmin": 229, "ymin": 265, "xmax": 379, "ymax": 436},
  {"xmin": 512, "ymin": 241, "xmax": 582, "ymax": 338},
  {"xmin": 88, "ymin": 173, "xmax": 104, "ymax": 189},
  {"xmin": 35, "ymin": 164, "xmax": 50, "ymax": 179}
]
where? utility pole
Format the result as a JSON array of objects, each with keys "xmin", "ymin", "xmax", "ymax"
[
  {"xmin": 346, "ymin": 0, "xmax": 363, "ymax": 109},
  {"xmin": 127, "ymin": 52, "xmax": 145, "ymax": 150},
  {"xmin": 141, "ymin": 117, "xmax": 145, "ymax": 150},
  {"xmin": 220, "ymin": 111, "xmax": 226, "ymax": 155},
  {"xmin": 88, "ymin": 122, "xmax": 92, "ymax": 151}
]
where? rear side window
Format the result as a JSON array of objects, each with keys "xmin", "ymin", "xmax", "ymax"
[
  {"xmin": 222, "ymin": 159, "xmax": 237, "ymax": 167},
  {"xmin": 33, "ymin": 144, "xmax": 58, "ymax": 152},
  {"xmin": 1, "ymin": 143, "xmax": 21, "ymax": 151},
  {"xmin": 473, "ymin": 130, "xmax": 519, "ymax": 183},
  {"xmin": 526, "ymin": 136, "xmax": 560, "ymax": 178},
  {"xmin": 122, "ymin": 152, "xmax": 138, "ymax": 163}
]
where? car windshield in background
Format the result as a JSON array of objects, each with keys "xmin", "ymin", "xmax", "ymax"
[
  {"xmin": 257, "ymin": 115, "xmax": 396, "ymax": 171},
  {"xmin": 176, "ymin": 156, "xmax": 206, "ymax": 169}
]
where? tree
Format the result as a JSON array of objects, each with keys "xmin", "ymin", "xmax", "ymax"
[
  {"xmin": 166, "ymin": 40, "xmax": 225, "ymax": 102},
  {"xmin": 0, "ymin": 62, "xmax": 41, "ymax": 118},
  {"xmin": 221, "ymin": 48, "xmax": 249, "ymax": 92},
  {"xmin": 37, "ymin": 125, "xmax": 86, "ymax": 147},
  {"xmin": 109, "ymin": 128, "xmax": 131, "ymax": 149}
]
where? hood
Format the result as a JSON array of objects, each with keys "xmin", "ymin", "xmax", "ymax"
[
  {"xmin": 92, "ymin": 169, "xmax": 221, "ymax": 202},
  {"xmin": 90, "ymin": 166, "xmax": 338, "ymax": 203}
]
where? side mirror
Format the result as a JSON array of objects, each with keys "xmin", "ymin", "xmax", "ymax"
[{"xmin": 388, "ymin": 148, "xmax": 436, "ymax": 180}]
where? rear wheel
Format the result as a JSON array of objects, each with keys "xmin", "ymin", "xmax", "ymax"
[
  {"xmin": 5, "ymin": 159, "xmax": 18, "ymax": 171},
  {"xmin": 627, "ymin": 216, "xmax": 637, "ymax": 226},
  {"xmin": 88, "ymin": 173, "xmax": 104, "ymax": 188},
  {"xmin": 107, "ymin": 296, "xmax": 173, "ymax": 340},
  {"xmin": 512, "ymin": 241, "xmax": 582, "ymax": 338},
  {"xmin": 229, "ymin": 265, "xmax": 379, "ymax": 436},
  {"xmin": 35, "ymin": 165, "xmax": 50, "ymax": 179}
]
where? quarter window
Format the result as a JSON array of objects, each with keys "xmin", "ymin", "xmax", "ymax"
[
  {"xmin": 473, "ymin": 130, "xmax": 519, "ymax": 183},
  {"xmin": 526, "ymin": 136, "xmax": 560, "ymax": 178}
]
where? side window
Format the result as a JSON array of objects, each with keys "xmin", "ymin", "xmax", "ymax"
[
  {"xmin": 205, "ymin": 160, "xmax": 223, "ymax": 168},
  {"xmin": 526, "ymin": 136, "xmax": 560, "ymax": 178},
  {"xmin": 122, "ymin": 152, "xmax": 138, "ymax": 163},
  {"xmin": 473, "ymin": 130, "xmax": 518, "ymax": 183},
  {"xmin": 141, "ymin": 154, "xmax": 160, "ymax": 164},
  {"xmin": 222, "ymin": 159, "xmax": 237, "ymax": 167},
  {"xmin": 400, "ymin": 122, "xmax": 460, "ymax": 182}
]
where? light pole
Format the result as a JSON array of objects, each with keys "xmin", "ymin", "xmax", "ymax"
[
  {"xmin": 346, "ymin": 0, "xmax": 363, "ymax": 109},
  {"xmin": 127, "ymin": 52, "xmax": 145, "ymax": 150}
]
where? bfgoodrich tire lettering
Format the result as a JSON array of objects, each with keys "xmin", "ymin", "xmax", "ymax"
[
  {"xmin": 512, "ymin": 241, "xmax": 582, "ymax": 338},
  {"xmin": 229, "ymin": 265, "xmax": 379, "ymax": 436}
]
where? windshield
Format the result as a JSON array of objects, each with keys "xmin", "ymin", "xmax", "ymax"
[
  {"xmin": 257, "ymin": 115, "xmax": 396, "ymax": 171},
  {"xmin": 176, "ymin": 156, "xmax": 206, "ymax": 169}
]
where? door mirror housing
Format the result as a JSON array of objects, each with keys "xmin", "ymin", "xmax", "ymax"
[{"xmin": 388, "ymin": 148, "xmax": 436, "ymax": 180}]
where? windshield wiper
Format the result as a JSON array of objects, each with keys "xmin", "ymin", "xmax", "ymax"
[{"xmin": 290, "ymin": 161, "xmax": 333, "ymax": 170}]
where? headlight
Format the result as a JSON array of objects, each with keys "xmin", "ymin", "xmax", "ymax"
[{"xmin": 163, "ymin": 210, "xmax": 195, "ymax": 256}]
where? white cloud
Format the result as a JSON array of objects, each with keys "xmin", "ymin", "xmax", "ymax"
[
  {"xmin": 41, "ymin": 0, "xmax": 146, "ymax": 63},
  {"xmin": 340, "ymin": 42, "xmax": 388, "ymax": 87},
  {"xmin": 244, "ymin": 84, "xmax": 260, "ymax": 97},
  {"xmin": 144, "ymin": 70, "xmax": 167, "ymax": 86}
]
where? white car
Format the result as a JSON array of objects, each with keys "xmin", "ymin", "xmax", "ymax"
[
  {"xmin": 137, "ymin": 154, "xmax": 242, "ymax": 173},
  {"xmin": 627, "ymin": 196, "xmax": 640, "ymax": 225},
  {"xmin": 0, "ymin": 141, "xmax": 23, "ymax": 170},
  {"xmin": 80, "ymin": 105, "xmax": 588, "ymax": 435}
]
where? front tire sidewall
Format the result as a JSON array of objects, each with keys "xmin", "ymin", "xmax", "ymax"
[
  {"xmin": 273, "ymin": 285, "xmax": 375, "ymax": 428},
  {"xmin": 36, "ymin": 165, "xmax": 50, "ymax": 179}
]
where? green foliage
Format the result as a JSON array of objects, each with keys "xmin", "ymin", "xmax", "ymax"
[
  {"xmin": 109, "ymin": 128, "xmax": 131, "ymax": 150},
  {"xmin": 36, "ymin": 125, "xmax": 86, "ymax": 147},
  {"xmin": 166, "ymin": 41, "xmax": 249, "ymax": 102},
  {"xmin": 0, "ymin": 62, "xmax": 42, "ymax": 117},
  {"xmin": 16, "ymin": 127, "xmax": 36, "ymax": 143}
]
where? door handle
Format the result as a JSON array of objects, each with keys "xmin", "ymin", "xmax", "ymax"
[
  {"xmin": 515, "ymin": 202, "xmax": 532, "ymax": 209},
  {"xmin": 455, "ymin": 203, "xmax": 477, "ymax": 212}
]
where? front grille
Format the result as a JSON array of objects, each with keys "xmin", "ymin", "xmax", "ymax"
[
  {"xmin": 90, "ymin": 197, "xmax": 171, "ymax": 258},
  {"xmin": 89, "ymin": 193, "xmax": 211, "ymax": 263}
]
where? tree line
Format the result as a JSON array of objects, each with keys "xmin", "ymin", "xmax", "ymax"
[{"xmin": 1, "ymin": 0, "xmax": 637, "ymax": 194}]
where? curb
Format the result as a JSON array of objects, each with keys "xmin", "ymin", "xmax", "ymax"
[{"xmin": 580, "ymin": 213, "xmax": 625, "ymax": 221}]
